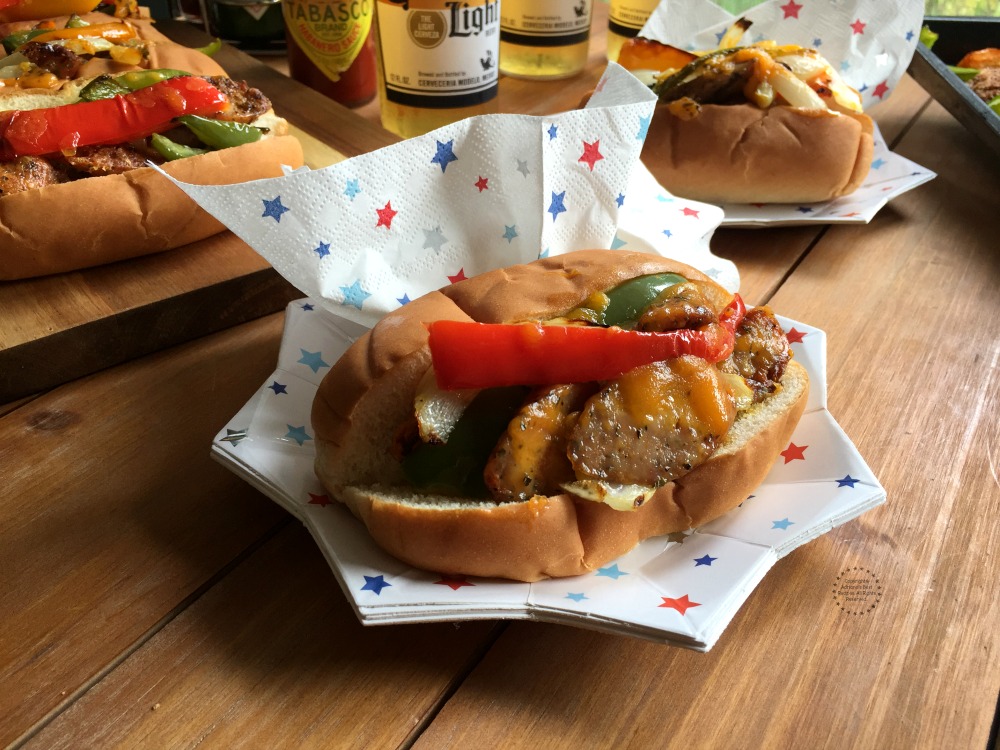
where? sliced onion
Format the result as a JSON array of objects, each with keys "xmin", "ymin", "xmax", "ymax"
[
  {"xmin": 719, "ymin": 372, "xmax": 754, "ymax": 411},
  {"xmin": 774, "ymin": 52, "xmax": 827, "ymax": 80},
  {"xmin": 748, "ymin": 79, "xmax": 774, "ymax": 108},
  {"xmin": 826, "ymin": 72, "xmax": 864, "ymax": 113},
  {"xmin": 773, "ymin": 51, "xmax": 863, "ymax": 113},
  {"xmin": 768, "ymin": 64, "xmax": 828, "ymax": 109},
  {"xmin": 0, "ymin": 53, "xmax": 29, "ymax": 79},
  {"xmin": 59, "ymin": 37, "xmax": 114, "ymax": 54},
  {"xmin": 413, "ymin": 368, "xmax": 478, "ymax": 444},
  {"xmin": 109, "ymin": 45, "xmax": 143, "ymax": 65},
  {"xmin": 563, "ymin": 479, "xmax": 657, "ymax": 512}
]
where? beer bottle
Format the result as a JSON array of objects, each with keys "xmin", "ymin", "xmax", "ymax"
[
  {"xmin": 500, "ymin": 0, "xmax": 593, "ymax": 80},
  {"xmin": 282, "ymin": 0, "xmax": 378, "ymax": 107},
  {"xmin": 606, "ymin": 0, "xmax": 659, "ymax": 63},
  {"xmin": 374, "ymin": 0, "xmax": 500, "ymax": 139}
]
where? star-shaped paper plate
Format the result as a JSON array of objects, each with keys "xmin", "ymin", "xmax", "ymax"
[{"xmin": 212, "ymin": 299, "xmax": 885, "ymax": 651}]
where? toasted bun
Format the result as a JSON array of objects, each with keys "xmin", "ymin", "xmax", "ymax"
[
  {"xmin": 0, "ymin": 133, "xmax": 304, "ymax": 280},
  {"xmin": 641, "ymin": 102, "xmax": 874, "ymax": 204},
  {"xmin": 311, "ymin": 250, "xmax": 809, "ymax": 581}
]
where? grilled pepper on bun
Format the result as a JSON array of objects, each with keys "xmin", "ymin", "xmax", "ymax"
[
  {"xmin": 311, "ymin": 250, "xmax": 809, "ymax": 582},
  {"xmin": 619, "ymin": 19, "xmax": 874, "ymax": 204}
]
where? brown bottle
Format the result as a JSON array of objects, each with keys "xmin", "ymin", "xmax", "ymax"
[{"xmin": 282, "ymin": 0, "xmax": 377, "ymax": 108}]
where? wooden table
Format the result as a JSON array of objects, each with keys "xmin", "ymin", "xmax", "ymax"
[{"xmin": 2, "ymin": 6, "xmax": 998, "ymax": 748}]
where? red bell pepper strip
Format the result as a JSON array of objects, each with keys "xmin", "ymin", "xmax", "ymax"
[
  {"xmin": 429, "ymin": 294, "xmax": 746, "ymax": 390},
  {"xmin": 0, "ymin": 76, "xmax": 227, "ymax": 159}
]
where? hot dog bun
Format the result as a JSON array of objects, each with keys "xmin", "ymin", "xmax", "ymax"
[
  {"xmin": 641, "ymin": 102, "xmax": 874, "ymax": 204},
  {"xmin": 0, "ymin": 23, "xmax": 304, "ymax": 279},
  {"xmin": 311, "ymin": 250, "xmax": 809, "ymax": 581},
  {"xmin": 0, "ymin": 134, "xmax": 302, "ymax": 279}
]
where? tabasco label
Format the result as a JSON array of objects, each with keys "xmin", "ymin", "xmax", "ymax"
[{"xmin": 282, "ymin": 0, "xmax": 374, "ymax": 81}]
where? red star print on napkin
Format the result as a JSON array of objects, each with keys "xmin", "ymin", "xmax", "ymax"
[
  {"xmin": 781, "ymin": 0, "xmax": 802, "ymax": 19},
  {"xmin": 475, "ymin": 176, "xmax": 489, "ymax": 192},
  {"xmin": 376, "ymin": 201, "xmax": 397, "ymax": 229},
  {"xmin": 448, "ymin": 268, "xmax": 468, "ymax": 284},
  {"xmin": 579, "ymin": 140, "xmax": 604, "ymax": 171},
  {"xmin": 850, "ymin": 18, "xmax": 866, "ymax": 35},
  {"xmin": 872, "ymin": 81, "xmax": 890, "ymax": 99},
  {"xmin": 659, "ymin": 594, "xmax": 701, "ymax": 615},
  {"xmin": 308, "ymin": 493, "xmax": 331, "ymax": 507}
]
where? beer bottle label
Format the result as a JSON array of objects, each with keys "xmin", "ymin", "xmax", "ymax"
[
  {"xmin": 283, "ymin": 0, "xmax": 375, "ymax": 82},
  {"xmin": 500, "ymin": 0, "xmax": 592, "ymax": 48},
  {"xmin": 376, "ymin": 0, "xmax": 500, "ymax": 109},
  {"xmin": 607, "ymin": 0, "xmax": 659, "ymax": 39}
]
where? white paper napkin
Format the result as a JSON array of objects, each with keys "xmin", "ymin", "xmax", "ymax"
[{"xmin": 157, "ymin": 63, "xmax": 738, "ymax": 326}]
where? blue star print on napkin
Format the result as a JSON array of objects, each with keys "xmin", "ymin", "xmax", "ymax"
[
  {"xmin": 261, "ymin": 196, "xmax": 289, "ymax": 222},
  {"xmin": 431, "ymin": 139, "xmax": 458, "ymax": 173}
]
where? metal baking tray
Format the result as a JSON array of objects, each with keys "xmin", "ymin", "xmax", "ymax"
[{"xmin": 908, "ymin": 16, "xmax": 1000, "ymax": 159}]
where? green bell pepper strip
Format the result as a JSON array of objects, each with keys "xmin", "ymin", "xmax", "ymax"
[
  {"xmin": 196, "ymin": 38, "xmax": 222, "ymax": 57},
  {"xmin": 597, "ymin": 272, "xmax": 688, "ymax": 327},
  {"xmin": 65, "ymin": 14, "xmax": 88, "ymax": 28},
  {"xmin": 2, "ymin": 28, "xmax": 46, "ymax": 53},
  {"xmin": 652, "ymin": 47, "xmax": 742, "ymax": 99},
  {"xmin": 401, "ymin": 386, "xmax": 529, "ymax": 496},
  {"xmin": 948, "ymin": 66, "xmax": 980, "ymax": 82},
  {"xmin": 117, "ymin": 68, "xmax": 191, "ymax": 91},
  {"xmin": 919, "ymin": 25, "xmax": 938, "ymax": 49},
  {"xmin": 428, "ymin": 294, "xmax": 746, "ymax": 391},
  {"xmin": 177, "ymin": 114, "xmax": 263, "ymax": 149},
  {"xmin": 78, "ymin": 75, "xmax": 130, "ymax": 101},
  {"xmin": 150, "ymin": 133, "xmax": 207, "ymax": 161},
  {"xmin": 79, "ymin": 69, "xmax": 192, "ymax": 102}
]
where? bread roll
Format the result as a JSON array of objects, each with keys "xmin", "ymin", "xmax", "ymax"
[
  {"xmin": 642, "ymin": 102, "xmax": 874, "ymax": 204},
  {"xmin": 0, "ymin": 134, "xmax": 303, "ymax": 279},
  {"xmin": 312, "ymin": 251, "xmax": 809, "ymax": 581}
]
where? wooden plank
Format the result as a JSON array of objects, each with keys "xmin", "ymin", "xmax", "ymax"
[
  {"xmin": 22, "ymin": 524, "xmax": 497, "ymax": 749},
  {"xmin": 0, "ymin": 314, "xmax": 291, "ymax": 745},
  {"xmin": 0, "ymin": 237, "xmax": 298, "ymax": 401},
  {"xmin": 406, "ymin": 91, "xmax": 1000, "ymax": 749}
]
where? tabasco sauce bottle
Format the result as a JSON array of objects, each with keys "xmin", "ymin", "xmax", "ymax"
[{"xmin": 282, "ymin": 0, "xmax": 378, "ymax": 107}]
